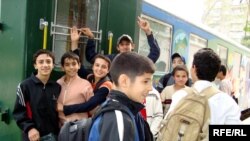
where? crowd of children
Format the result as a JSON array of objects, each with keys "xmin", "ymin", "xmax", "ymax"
[{"xmin": 12, "ymin": 17, "xmax": 241, "ymax": 141}]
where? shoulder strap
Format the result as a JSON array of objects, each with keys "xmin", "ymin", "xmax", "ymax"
[
  {"xmin": 201, "ymin": 86, "xmax": 221, "ymax": 99},
  {"xmin": 94, "ymin": 76, "xmax": 110, "ymax": 92}
]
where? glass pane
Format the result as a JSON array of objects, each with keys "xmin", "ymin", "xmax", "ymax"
[
  {"xmin": 138, "ymin": 15, "xmax": 172, "ymax": 74},
  {"xmin": 216, "ymin": 45, "xmax": 228, "ymax": 65},
  {"xmin": 53, "ymin": 0, "xmax": 99, "ymax": 66},
  {"xmin": 188, "ymin": 34, "xmax": 207, "ymax": 71}
]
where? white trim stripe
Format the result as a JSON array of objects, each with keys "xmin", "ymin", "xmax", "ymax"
[
  {"xmin": 115, "ymin": 110, "xmax": 124, "ymax": 141},
  {"xmin": 17, "ymin": 83, "xmax": 25, "ymax": 106}
]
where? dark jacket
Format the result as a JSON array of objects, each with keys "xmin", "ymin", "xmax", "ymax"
[
  {"xmin": 85, "ymin": 33, "xmax": 160, "ymax": 63},
  {"xmin": 12, "ymin": 74, "xmax": 61, "ymax": 140},
  {"xmin": 88, "ymin": 90, "xmax": 153, "ymax": 141}
]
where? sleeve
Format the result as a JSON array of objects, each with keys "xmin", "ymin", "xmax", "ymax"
[
  {"xmin": 99, "ymin": 81, "xmax": 112, "ymax": 90},
  {"xmin": 148, "ymin": 93, "xmax": 163, "ymax": 136},
  {"xmin": 12, "ymin": 83, "xmax": 35, "ymax": 133},
  {"xmin": 63, "ymin": 87, "xmax": 109, "ymax": 115},
  {"xmin": 85, "ymin": 39, "xmax": 98, "ymax": 64},
  {"xmin": 93, "ymin": 111, "xmax": 135, "ymax": 141},
  {"xmin": 156, "ymin": 77, "xmax": 164, "ymax": 93},
  {"xmin": 146, "ymin": 33, "xmax": 160, "ymax": 63}
]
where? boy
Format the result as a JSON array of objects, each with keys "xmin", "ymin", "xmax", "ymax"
[
  {"xmin": 88, "ymin": 52, "xmax": 155, "ymax": 141},
  {"xmin": 13, "ymin": 49, "xmax": 61, "ymax": 141},
  {"xmin": 167, "ymin": 48, "xmax": 241, "ymax": 124},
  {"xmin": 156, "ymin": 52, "xmax": 192, "ymax": 93},
  {"xmin": 71, "ymin": 17, "xmax": 160, "ymax": 64},
  {"xmin": 57, "ymin": 52, "xmax": 93, "ymax": 126},
  {"xmin": 216, "ymin": 64, "xmax": 232, "ymax": 96}
]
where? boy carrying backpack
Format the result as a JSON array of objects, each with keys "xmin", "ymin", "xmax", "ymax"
[{"xmin": 157, "ymin": 48, "xmax": 241, "ymax": 141}]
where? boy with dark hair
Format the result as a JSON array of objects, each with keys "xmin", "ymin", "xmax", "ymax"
[
  {"xmin": 88, "ymin": 52, "xmax": 155, "ymax": 141},
  {"xmin": 13, "ymin": 49, "xmax": 61, "ymax": 141},
  {"xmin": 167, "ymin": 48, "xmax": 241, "ymax": 124},
  {"xmin": 71, "ymin": 17, "xmax": 160, "ymax": 64},
  {"xmin": 57, "ymin": 52, "xmax": 93, "ymax": 126},
  {"xmin": 156, "ymin": 52, "xmax": 192, "ymax": 93},
  {"xmin": 216, "ymin": 64, "xmax": 232, "ymax": 96}
]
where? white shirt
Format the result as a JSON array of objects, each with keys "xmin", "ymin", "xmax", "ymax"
[
  {"xmin": 146, "ymin": 88, "xmax": 163, "ymax": 136},
  {"xmin": 166, "ymin": 80, "xmax": 241, "ymax": 124}
]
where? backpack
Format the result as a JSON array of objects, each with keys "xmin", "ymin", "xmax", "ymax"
[
  {"xmin": 58, "ymin": 100, "xmax": 109, "ymax": 141},
  {"xmin": 157, "ymin": 86, "xmax": 220, "ymax": 141}
]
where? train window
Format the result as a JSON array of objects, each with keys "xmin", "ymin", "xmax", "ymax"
[
  {"xmin": 231, "ymin": 52, "xmax": 241, "ymax": 78},
  {"xmin": 138, "ymin": 15, "xmax": 172, "ymax": 74},
  {"xmin": 216, "ymin": 45, "xmax": 228, "ymax": 65},
  {"xmin": 52, "ymin": 0, "xmax": 101, "ymax": 66},
  {"xmin": 188, "ymin": 34, "xmax": 207, "ymax": 71}
]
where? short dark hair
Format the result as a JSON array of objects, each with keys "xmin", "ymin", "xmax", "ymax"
[
  {"xmin": 93, "ymin": 54, "xmax": 111, "ymax": 69},
  {"xmin": 33, "ymin": 49, "xmax": 55, "ymax": 64},
  {"xmin": 219, "ymin": 64, "xmax": 227, "ymax": 76},
  {"xmin": 172, "ymin": 65, "xmax": 189, "ymax": 76},
  {"xmin": 110, "ymin": 52, "xmax": 155, "ymax": 86},
  {"xmin": 192, "ymin": 48, "xmax": 221, "ymax": 82},
  {"xmin": 60, "ymin": 52, "xmax": 80, "ymax": 66}
]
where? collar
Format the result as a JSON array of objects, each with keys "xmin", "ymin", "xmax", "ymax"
[
  {"xmin": 31, "ymin": 72, "xmax": 54, "ymax": 85},
  {"xmin": 109, "ymin": 90, "xmax": 144, "ymax": 115},
  {"xmin": 193, "ymin": 80, "xmax": 213, "ymax": 93}
]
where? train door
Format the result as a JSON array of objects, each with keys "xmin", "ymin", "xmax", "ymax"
[{"xmin": 0, "ymin": 0, "xmax": 27, "ymax": 140}]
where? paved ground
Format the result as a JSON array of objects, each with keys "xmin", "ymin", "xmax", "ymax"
[{"xmin": 242, "ymin": 117, "xmax": 250, "ymax": 124}]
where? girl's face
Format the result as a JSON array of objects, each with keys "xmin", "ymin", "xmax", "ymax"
[
  {"xmin": 92, "ymin": 58, "xmax": 109, "ymax": 79},
  {"xmin": 173, "ymin": 70, "xmax": 188, "ymax": 87}
]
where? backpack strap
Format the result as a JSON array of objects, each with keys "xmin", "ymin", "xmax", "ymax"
[{"xmin": 182, "ymin": 86, "xmax": 220, "ymax": 140}]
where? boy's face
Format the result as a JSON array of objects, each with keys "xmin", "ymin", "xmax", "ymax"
[
  {"xmin": 173, "ymin": 70, "xmax": 188, "ymax": 87},
  {"xmin": 126, "ymin": 73, "xmax": 153, "ymax": 103},
  {"xmin": 172, "ymin": 57, "xmax": 184, "ymax": 68},
  {"xmin": 62, "ymin": 58, "xmax": 80, "ymax": 77},
  {"xmin": 92, "ymin": 58, "xmax": 109, "ymax": 79},
  {"xmin": 34, "ymin": 54, "xmax": 54, "ymax": 77},
  {"xmin": 216, "ymin": 71, "xmax": 223, "ymax": 80},
  {"xmin": 117, "ymin": 40, "xmax": 134, "ymax": 53}
]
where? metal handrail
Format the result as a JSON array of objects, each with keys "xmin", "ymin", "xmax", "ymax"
[{"xmin": 50, "ymin": 22, "xmax": 102, "ymax": 41}]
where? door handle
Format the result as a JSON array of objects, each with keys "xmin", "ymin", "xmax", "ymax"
[{"xmin": 0, "ymin": 107, "xmax": 10, "ymax": 124}]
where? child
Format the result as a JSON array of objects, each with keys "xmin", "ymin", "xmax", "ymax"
[
  {"xmin": 63, "ymin": 54, "xmax": 112, "ymax": 115},
  {"xmin": 156, "ymin": 53, "xmax": 192, "ymax": 93},
  {"xmin": 88, "ymin": 52, "xmax": 155, "ymax": 141},
  {"xmin": 161, "ymin": 65, "xmax": 191, "ymax": 115},
  {"xmin": 13, "ymin": 49, "xmax": 61, "ymax": 141},
  {"xmin": 57, "ymin": 52, "xmax": 93, "ymax": 126},
  {"xmin": 71, "ymin": 17, "xmax": 160, "ymax": 63}
]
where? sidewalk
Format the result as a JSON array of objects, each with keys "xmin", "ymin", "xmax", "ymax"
[{"xmin": 242, "ymin": 117, "xmax": 250, "ymax": 124}]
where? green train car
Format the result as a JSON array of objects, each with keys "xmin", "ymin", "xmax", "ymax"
[
  {"xmin": 0, "ymin": 0, "xmax": 142, "ymax": 140},
  {"xmin": 1, "ymin": 0, "xmax": 250, "ymax": 140}
]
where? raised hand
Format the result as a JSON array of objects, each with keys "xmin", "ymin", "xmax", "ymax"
[
  {"xmin": 137, "ymin": 16, "xmax": 152, "ymax": 35},
  {"xmin": 80, "ymin": 28, "xmax": 94, "ymax": 39},
  {"xmin": 70, "ymin": 26, "xmax": 81, "ymax": 50}
]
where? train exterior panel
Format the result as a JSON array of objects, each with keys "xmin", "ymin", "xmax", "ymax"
[
  {"xmin": 139, "ymin": 2, "xmax": 250, "ymax": 117},
  {"xmin": 0, "ymin": 0, "xmax": 141, "ymax": 140}
]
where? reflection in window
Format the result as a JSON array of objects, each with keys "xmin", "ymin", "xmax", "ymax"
[
  {"xmin": 217, "ymin": 45, "xmax": 228, "ymax": 65},
  {"xmin": 138, "ymin": 15, "xmax": 172, "ymax": 74},
  {"xmin": 188, "ymin": 34, "xmax": 207, "ymax": 72},
  {"xmin": 53, "ymin": 0, "xmax": 99, "ymax": 65}
]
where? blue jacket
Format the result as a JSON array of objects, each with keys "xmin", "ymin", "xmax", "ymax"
[
  {"xmin": 85, "ymin": 33, "xmax": 160, "ymax": 63},
  {"xmin": 88, "ymin": 90, "xmax": 153, "ymax": 141}
]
